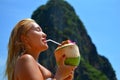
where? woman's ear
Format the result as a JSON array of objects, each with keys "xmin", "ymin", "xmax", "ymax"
[
  {"xmin": 20, "ymin": 35, "xmax": 28, "ymax": 44},
  {"xmin": 20, "ymin": 35, "xmax": 31, "ymax": 50}
]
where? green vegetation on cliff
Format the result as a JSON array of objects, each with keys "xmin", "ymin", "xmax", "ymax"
[{"xmin": 31, "ymin": 0, "xmax": 117, "ymax": 80}]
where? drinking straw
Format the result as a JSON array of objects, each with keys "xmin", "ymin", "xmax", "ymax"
[{"xmin": 46, "ymin": 39, "xmax": 61, "ymax": 45}]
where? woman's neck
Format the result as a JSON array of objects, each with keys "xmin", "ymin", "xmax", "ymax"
[{"xmin": 25, "ymin": 49, "xmax": 40, "ymax": 60}]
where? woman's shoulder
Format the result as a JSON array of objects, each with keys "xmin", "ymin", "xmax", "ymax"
[
  {"xmin": 15, "ymin": 54, "xmax": 36, "ymax": 73},
  {"xmin": 18, "ymin": 54, "xmax": 34, "ymax": 61},
  {"xmin": 14, "ymin": 54, "xmax": 44, "ymax": 80}
]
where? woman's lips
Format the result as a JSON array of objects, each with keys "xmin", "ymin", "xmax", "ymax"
[{"xmin": 42, "ymin": 38, "xmax": 47, "ymax": 44}]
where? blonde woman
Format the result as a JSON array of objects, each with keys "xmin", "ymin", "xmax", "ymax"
[{"xmin": 5, "ymin": 18, "xmax": 76, "ymax": 80}]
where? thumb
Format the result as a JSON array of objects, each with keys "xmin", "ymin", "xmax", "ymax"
[{"xmin": 59, "ymin": 54, "xmax": 66, "ymax": 66}]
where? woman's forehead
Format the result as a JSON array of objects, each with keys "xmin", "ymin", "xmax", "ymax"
[{"xmin": 29, "ymin": 22, "xmax": 41, "ymax": 29}]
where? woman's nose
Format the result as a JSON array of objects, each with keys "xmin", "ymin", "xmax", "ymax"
[{"xmin": 42, "ymin": 32, "xmax": 47, "ymax": 38}]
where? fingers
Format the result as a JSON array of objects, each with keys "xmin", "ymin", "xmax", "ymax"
[
  {"xmin": 56, "ymin": 53, "xmax": 77, "ymax": 80},
  {"xmin": 55, "ymin": 64, "xmax": 75, "ymax": 80},
  {"xmin": 64, "ymin": 71, "xmax": 74, "ymax": 80},
  {"xmin": 58, "ymin": 54, "xmax": 66, "ymax": 66},
  {"xmin": 64, "ymin": 65, "xmax": 75, "ymax": 72}
]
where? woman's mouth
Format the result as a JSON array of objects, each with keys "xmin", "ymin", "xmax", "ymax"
[{"xmin": 42, "ymin": 38, "xmax": 47, "ymax": 44}]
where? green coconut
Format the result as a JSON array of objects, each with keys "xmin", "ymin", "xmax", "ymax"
[
  {"xmin": 55, "ymin": 43, "xmax": 81, "ymax": 66},
  {"xmin": 65, "ymin": 57, "xmax": 80, "ymax": 66}
]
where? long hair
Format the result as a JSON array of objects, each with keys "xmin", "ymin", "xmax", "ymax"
[{"xmin": 5, "ymin": 18, "xmax": 35, "ymax": 80}]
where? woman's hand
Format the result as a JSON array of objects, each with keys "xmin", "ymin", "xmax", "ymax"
[{"xmin": 54, "ymin": 54, "xmax": 76, "ymax": 80}]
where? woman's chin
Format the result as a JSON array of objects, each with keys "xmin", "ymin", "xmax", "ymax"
[
  {"xmin": 42, "ymin": 45, "xmax": 49, "ymax": 51},
  {"xmin": 45, "ymin": 45, "xmax": 49, "ymax": 50}
]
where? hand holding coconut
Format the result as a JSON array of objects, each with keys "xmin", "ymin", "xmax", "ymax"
[
  {"xmin": 46, "ymin": 39, "xmax": 80, "ymax": 80},
  {"xmin": 54, "ymin": 40, "xmax": 81, "ymax": 80},
  {"xmin": 55, "ymin": 40, "xmax": 80, "ymax": 66}
]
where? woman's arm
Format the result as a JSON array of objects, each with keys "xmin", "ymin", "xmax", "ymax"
[{"xmin": 53, "ymin": 55, "xmax": 76, "ymax": 80}]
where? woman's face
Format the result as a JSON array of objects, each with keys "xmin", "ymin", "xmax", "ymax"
[{"xmin": 25, "ymin": 22, "xmax": 48, "ymax": 52}]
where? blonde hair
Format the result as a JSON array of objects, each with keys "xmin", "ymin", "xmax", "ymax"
[{"xmin": 5, "ymin": 18, "xmax": 35, "ymax": 80}]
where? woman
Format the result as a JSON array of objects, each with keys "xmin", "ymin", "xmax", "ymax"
[{"xmin": 5, "ymin": 18, "xmax": 76, "ymax": 80}]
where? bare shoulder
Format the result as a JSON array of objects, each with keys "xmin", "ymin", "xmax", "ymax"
[
  {"xmin": 18, "ymin": 54, "xmax": 34, "ymax": 62},
  {"xmin": 14, "ymin": 54, "xmax": 44, "ymax": 80},
  {"xmin": 15, "ymin": 54, "xmax": 36, "ymax": 74}
]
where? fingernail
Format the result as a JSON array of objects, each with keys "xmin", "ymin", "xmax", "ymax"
[
  {"xmin": 72, "ymin": 68, "xmax": 74, "ymax": 71},
  {"xmin": 62, "ymin": 54, "xmax": 65, "ymax": 57},
  {"xmin": 70, "ymin": 71, "xmax": 73, "ymax": 74}
]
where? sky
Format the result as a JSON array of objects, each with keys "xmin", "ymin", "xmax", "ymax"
[{"xmin": 0, "ymin": 0, "xmax": 120, "ymax": 80}]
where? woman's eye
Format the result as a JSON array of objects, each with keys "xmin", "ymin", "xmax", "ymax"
[{"xmin": 36, "ymin": 27, "xmax": 41, "ymax": 31}]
